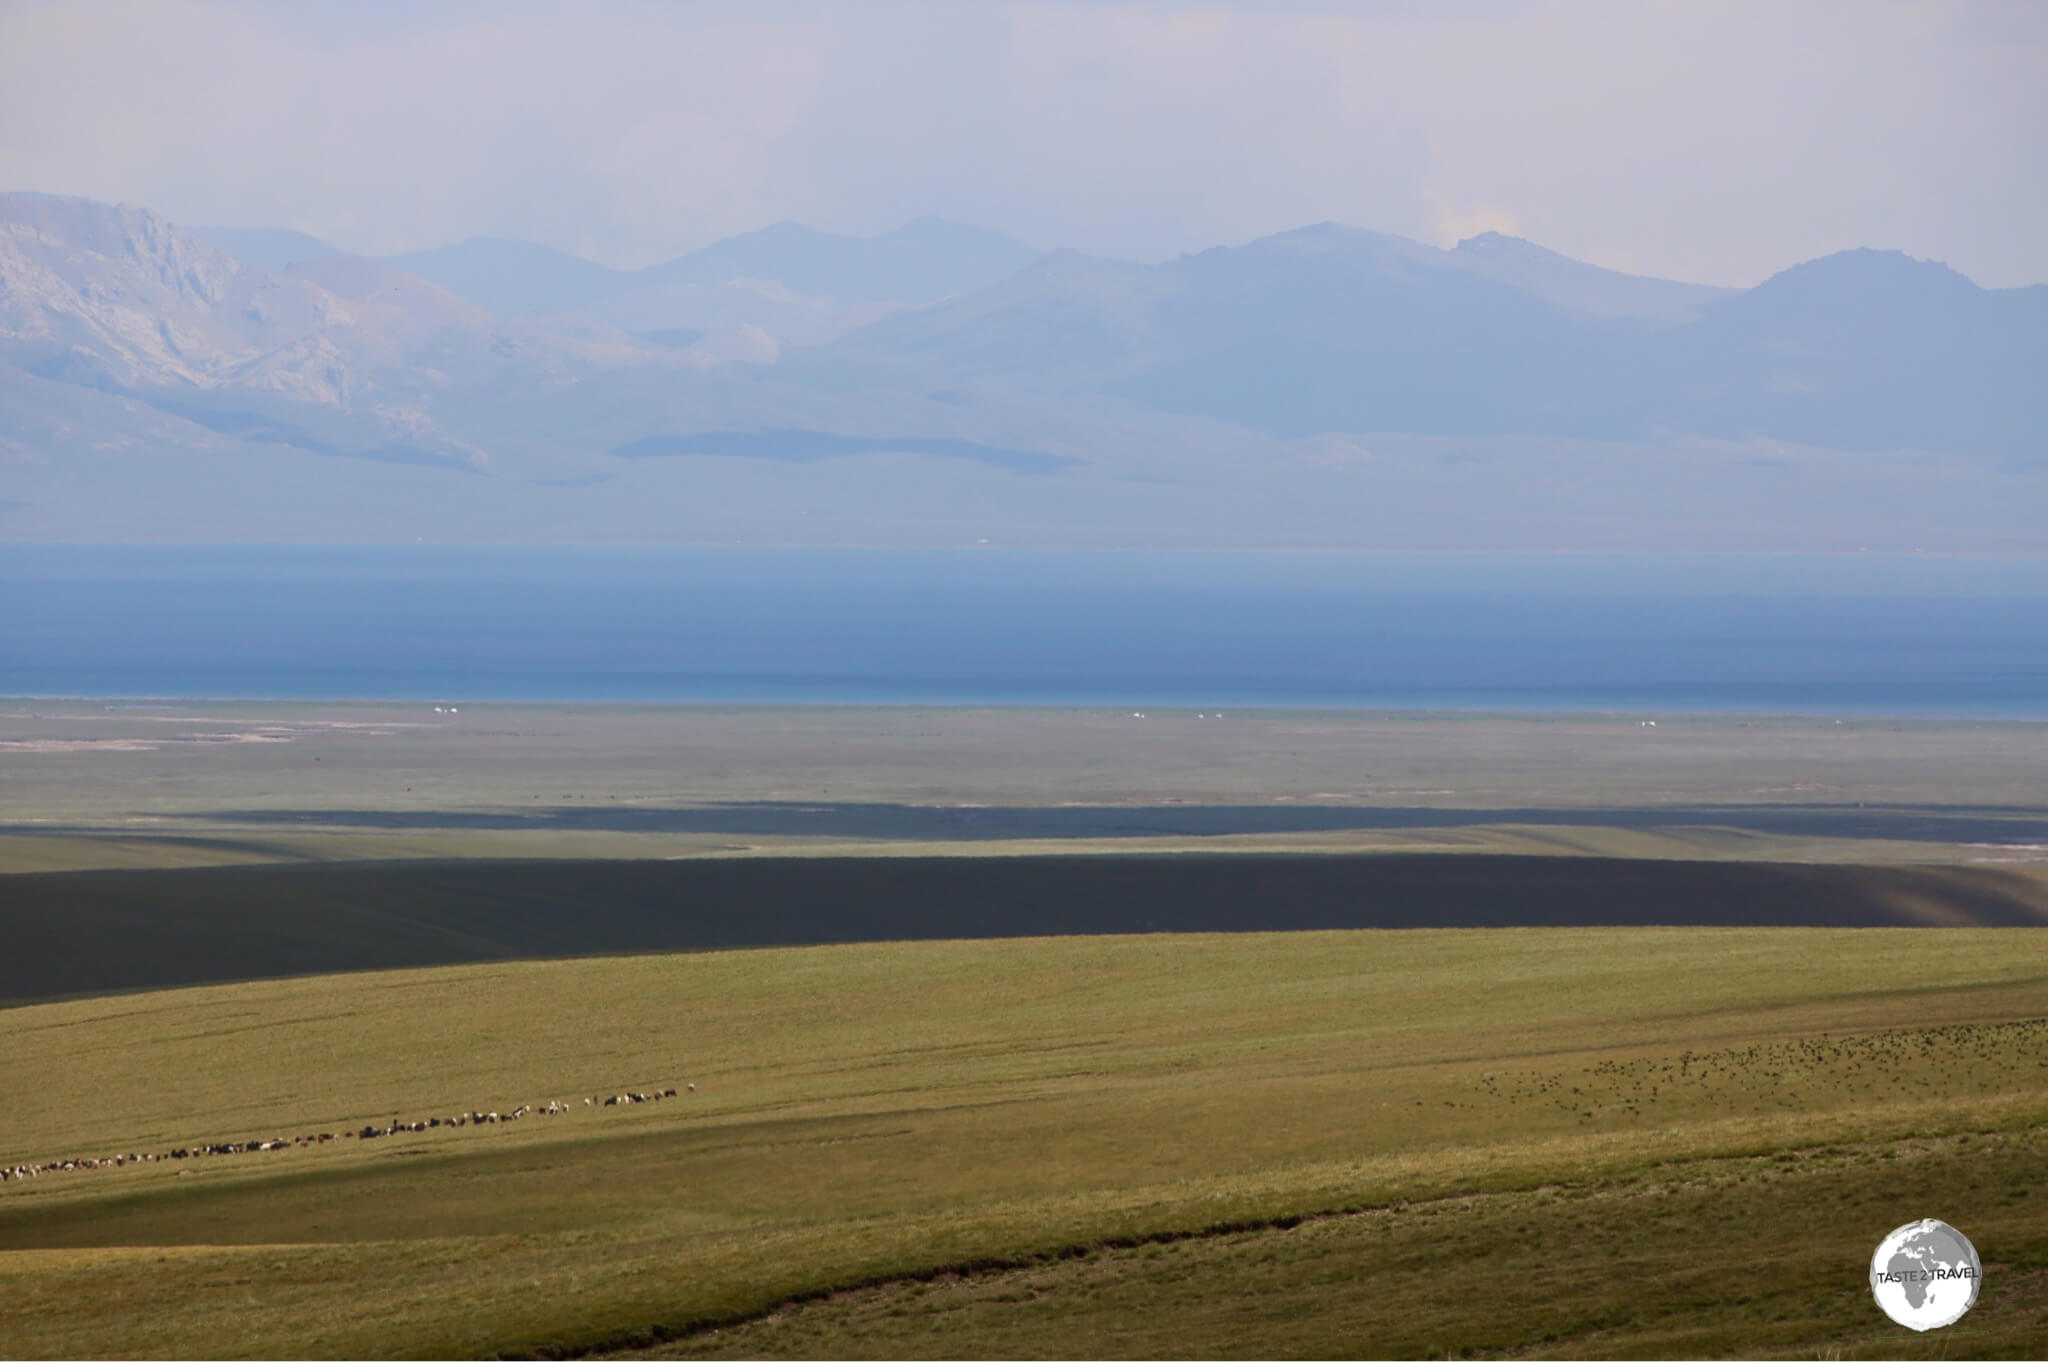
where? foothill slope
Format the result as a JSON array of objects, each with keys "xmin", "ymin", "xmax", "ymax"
[{"xmin": 2, "ymin": 931, "xmax": 2045, "ymax": 1358}]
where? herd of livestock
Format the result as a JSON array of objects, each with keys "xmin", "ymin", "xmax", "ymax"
[{"xmin": 2, "ymin": 1084, "xmax": 693, "ymax": 1185}]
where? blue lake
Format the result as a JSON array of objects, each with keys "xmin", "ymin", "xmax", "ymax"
[{"xmin": 3, "ymin": 545, "xmax": 2046, "ymax": 715}]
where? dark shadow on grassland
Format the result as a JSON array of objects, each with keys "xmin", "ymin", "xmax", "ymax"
[
  {"xmin": 4, "ymin": 855, "xmax": 2046, "ymax": 1005},
  {"xmin": 128, "ymin": 801, "xmax": 2048, "ymax": 843}
]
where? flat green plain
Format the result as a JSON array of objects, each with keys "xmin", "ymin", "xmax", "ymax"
[
  {"xmin": 3, "ymin": 929, "xmax": 2046, "ymax": 1358},
  {"xmin": 7, "ymin": 703, "xmax": 2047, "ymax": 871}
]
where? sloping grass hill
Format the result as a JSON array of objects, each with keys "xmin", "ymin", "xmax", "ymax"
[{"xmin": 1, "ymin": 929, "xmax": 2044, "ymax": 1357}]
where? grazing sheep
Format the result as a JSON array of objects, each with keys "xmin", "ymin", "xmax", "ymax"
[{"xmin": 5, "ymin": 1072, "xmax": 730, "ymax": 1188}]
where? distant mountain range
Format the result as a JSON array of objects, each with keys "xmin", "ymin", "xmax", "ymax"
[
  {"xmin": 3, "ymin": 190, "xmax": 2043, "ymax": 548},
  {"xmin": 832, "ymin": 222, "xmax": 2044, "ymax": 458},
  {"xmin": 185, "ymin": 225, "xmax": 344, "ymax": 274},
  {"xmin": 193, "ymin": 214, "xmax": 1042, "ymax": 342}
]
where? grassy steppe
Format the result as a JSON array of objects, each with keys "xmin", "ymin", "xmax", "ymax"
[
  {"xmin": 646, "ymin": 1127, "xmax": 2048, "ymax": 1361},
  {"xmin": 3, "ymin": 928, "xmax": 2046, "ymax": 1358}
]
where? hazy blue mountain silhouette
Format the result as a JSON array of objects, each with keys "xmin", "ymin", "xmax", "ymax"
[
  {"xmin": 7, "ymin": 193, "xmax": 2044, "ymax": 549},
  {"xmin": 1445, "ymin": 231, "xmax": 1729, "ymax": 321},
  {"xmin": 380, "ymin": 237, "xmax": 628, "ymax": 316},
  {"xmin": 839, "ymin": 224, "xmax": 1643, "ymax": 437},
  {"xmin": 834, "ymin": 227, "xmax": 2046, "ymax": 459},
  {"xmin": 353, "ymin": 219, "xmax": 1039, "ymax": 320},
  {"xmin": 183, "ymin": 225, "xmax": 340, "ymax": 272},
  {"xmin": 816, "ymin": 248, "xmax": 1176, "ymax": 389},
  {"xmin": 1652, "ymin": 250, "xmax": 2048, "ymax": 459},
  {"xmin": 633, "ymin": 218, "xmax": 1040, "ymax": 302},
  {"xmin": 1112, "ymin": 224, "xmax": 1639, "ymax": 437}
]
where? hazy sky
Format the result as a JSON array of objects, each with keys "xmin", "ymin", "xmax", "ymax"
[{"xmin": 3, "ymin": 0, "xmax": 2042, "ymax": 286}]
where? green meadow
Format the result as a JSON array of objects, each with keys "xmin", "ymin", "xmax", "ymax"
[{"xmin": 4, "ymin": 928, "xmax": 2045, "ymax": 1358}]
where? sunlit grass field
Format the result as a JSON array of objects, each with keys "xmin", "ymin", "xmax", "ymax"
[
  {"xmin": 645, "ymin": 1126, "xmax": 2048, "ymax": 1361},
  {"xmin": 3, "ymin": 927, "xmax": 2045, "ymax": 1357}
]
